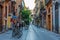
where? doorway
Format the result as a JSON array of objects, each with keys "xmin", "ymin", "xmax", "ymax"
[
  {"xmin": 48, "ymin": 15, "xmax": 51, "ymax": 31},
  {"xmin": 0, "ymin": 5, "xmax": 3, "ymax": 32},
  {"xmin": 5, "ymin": 6, "xmax": 7, "ymax": 30}
]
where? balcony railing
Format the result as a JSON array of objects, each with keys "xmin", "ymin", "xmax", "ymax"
[
  {"xmin": 1, "ymin": 0, "xmax": 5, "ymax": 2},
  {"xmin": 11, "ymin": 0, "xmax": 16, "ymax": 4},
  {"xmin": 0, "ymin": 0, "xmax": 11, "ymax": 2},
  {"xmin": 40, "ymin": 7, "xmax": 46, "ymax": 14},
  {"xmin": 11, "ymin": 0, "xmax": 16, "ymax": 2},
  {"xmin": 45, "ymin": 0, "xmax": 50, "ymax": 5},
  {"xmin": 0, "ymin": 0, "xmax": 5, "ymax": 3}
]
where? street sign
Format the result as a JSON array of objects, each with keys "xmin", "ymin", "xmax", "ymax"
[{"xmin": 12, "ymin": 16, "xmax": 17, "ymax": 19}]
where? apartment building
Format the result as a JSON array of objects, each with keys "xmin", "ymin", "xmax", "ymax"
[{"xmin": 0, "ymin": 0, "xmax": 22, "ymax": 32}]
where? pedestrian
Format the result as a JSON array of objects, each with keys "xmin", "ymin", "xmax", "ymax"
[
  {"xmin": 19, "ymin": 22, "xmax": 23, "ymax": 38},
  {"xmin": 10, "ymin": 18, "xmax": 14, "ymax": 30},
  {"xmin": 12, "ymin": 19, "xmax": 16, "ymax": 37},
  {"xmin": 14, "ymin": 21, "xmax": 22, "ymax": 38}
]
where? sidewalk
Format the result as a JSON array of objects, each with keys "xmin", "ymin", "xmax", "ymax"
[
  {"xmin": 0, "ymin": 27, "xmax": 28, "ymax": 40},
  {"xmin": 0, "ymin": 26, "xmax": 9, "ymax": 34},
  {"xmin": 0, "ymin": 30, "xmax": 8, "ymax": 34}
]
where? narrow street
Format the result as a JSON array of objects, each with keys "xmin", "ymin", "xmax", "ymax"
[
  {"xmin": 0, "ymin": 0, "xmax": 60, "ymax": 40},
  {"xmin": 0, "ymin": 24, "xmax": 60, "ymax": 40}
]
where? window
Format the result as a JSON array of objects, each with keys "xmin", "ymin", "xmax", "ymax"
[
  {"xmin": 0, "ymin": 6, "xmax": 2, "ymax": 18},
  {"xmin": 48, "ymin": 8, "xmax": 50, "ymax": 13},
  {"xmin": 5, "ymin": 6, "xmax": 7, "ymax": 18},
  {"xmin": 9, "ymin": 5, "xmax": 11, "ymax": 13},
  {"xmin": 55, "ymin": 2, "xmax": 58, "ymax": 10}
]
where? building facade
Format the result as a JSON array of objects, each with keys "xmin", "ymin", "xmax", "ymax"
[
  {"xmin": 0, "ymin": 0, "xmax": 12, "ymax": 32},
  {"xmin": 0, "ymin": 0, "xmax": 22, "ymax": 32},
  {"xmin": 52, "ymin": 0, "xmax": 60, "ymax": 33},
  {"xmin": 39, "ymin": 0, "xmax": 47, "ymax": 28},
  {"xmin": 34, "ymin": 0, "xmax": 41, "ymax": 26},
  {"xmin": 34, "ymin": 0, "xmax": 60, "ymax": 34},
  {"xmin": 45, "ymin": 0, "xmax": 60, "ymax": 33},
  {"xmin": 45, "ymin": 0, "xmax": 53, "ymax": 31}
]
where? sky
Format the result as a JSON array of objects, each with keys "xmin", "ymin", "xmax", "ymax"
[{"xmin": 24, "ymin": 0, "xmax": 35, "ymax": 10}]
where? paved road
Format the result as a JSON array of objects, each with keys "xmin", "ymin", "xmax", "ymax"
[
  {"xmin": 0, "ymin": 24, "xmax": 60, "ymax": 40},
  {"xmin": 25, "ymin": 24, "xmax": 60, "ymax": 40}
]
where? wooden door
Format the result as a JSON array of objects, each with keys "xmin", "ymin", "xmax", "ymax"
[
  {"xmin": 48, "ymin": 15, "xmax": 51, "ymax": 30},
  {"xmin": 0, "ymin": 5, "xmax": 3, "ymax": 32}
]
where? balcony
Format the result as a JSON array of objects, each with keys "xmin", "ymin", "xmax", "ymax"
[
  {"xmin": 45, "ymin": 0, "xmax": 50, "ymax": 5},
  {"xmin": 11, "ymin": 0, "xmax": 16, "ymax": 2},
  {"xmin": 11, "ymin": 0, "xmax": 16, "ymax": 4},
  {"xmin": 40, "ymin": 7, "xmax": 46, "ymax": 15},
  {"xmin": 35, "ymin": 0, "xmax": 37, "ymax": 3},
  {"xmin": 1, "ymin": 0, "xmax": 11, "ymax": 2},
  {"xmin": 0, "ymin": 0, "xmax": 5, "ymax": 4},
  {"xmin": 0, "ymin": 0, "xmax": 5, "ymax": 3},
  {"xmin": 57, "ymin": 0, "xmax": 60, "ymax": 4},
  {"xmin": 1, "ymin": 0, "xmax": 5, "ymax": 2}
]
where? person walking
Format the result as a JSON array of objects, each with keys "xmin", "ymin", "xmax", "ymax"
[
  {"xmin": 15, "ymin": 20, "xmax": 23, "ymax": 38},
  {"xmin": 12, "ymin": 19, "xmax": 17, "ymax": 37}
]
